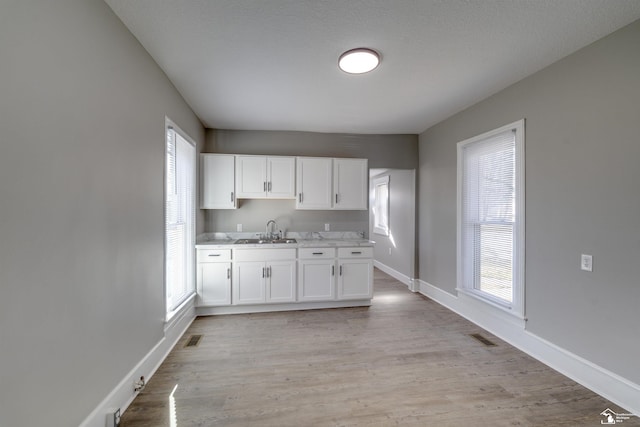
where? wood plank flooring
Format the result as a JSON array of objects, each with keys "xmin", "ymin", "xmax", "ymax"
[{"xmin": 121, "ymin": 269, "xmax": 637, "ymax": 426}]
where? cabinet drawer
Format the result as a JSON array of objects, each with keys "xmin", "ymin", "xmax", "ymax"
[
  {"xmin": 234, "ymin": 248, "xmax": 296, "ymax": 262},
  {"xmin": 337, "ymin": 247, "xmax": 373, "ymax": 258},
  {"xmin": 298, "ymin": 248, "xmax": 336, "ymax": 259},
  {"xmin": 197, "ymin": 249, "xmax": 231, "ymax": 263}
]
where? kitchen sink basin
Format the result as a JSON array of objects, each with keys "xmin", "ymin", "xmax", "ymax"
[{"xmin": 234, "ymin": 238, "xmax": 297, "ymax": 244}]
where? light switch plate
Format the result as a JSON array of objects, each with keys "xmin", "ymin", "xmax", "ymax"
[
  {"xmin": 237, "ymin": 224, "xmax": 242, "ymax": 232},
  {"xmin": 325, "ymin": 223, "xmax": 330, "ymax": 231},
  {"xmin": 581, "ymin": 254, "xmax": 593, "ymax": 272}
]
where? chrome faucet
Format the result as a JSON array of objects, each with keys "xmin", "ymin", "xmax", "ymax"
[{"xmin": 266, "ymin": 219, "xmax": 278, "ymax": 240}]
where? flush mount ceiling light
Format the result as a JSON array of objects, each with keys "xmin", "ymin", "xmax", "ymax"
[{"xmin": 338, "ymin": 48, "xmax": 380, "ymax": 74}]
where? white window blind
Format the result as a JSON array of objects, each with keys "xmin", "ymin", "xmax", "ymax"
[
  {"xmin": 458, "ymin": 120, "xmax": 524, "ymax": 315},
  {"xmin": 165, "ymin": 127, "xmax": 196, "ymax": 314}
]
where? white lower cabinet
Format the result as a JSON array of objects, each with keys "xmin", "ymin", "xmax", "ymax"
[
  {"xmin": 198, "ymin": 245, "xmax": 373, "ymax": 310},
  {"xmin": 197, "ymin": 249, "xmax": 232, "ymax": 306},
  {"xmin": 298, "ymin": 248, "xmax": 336, "ymax": 301},
  {"xmin": 337, "ymin": 247, "xmax": 374, "ymax": 300},
  {"xmin": 233, "ymin": 249, "xmax": 296, "ymax": 305}
]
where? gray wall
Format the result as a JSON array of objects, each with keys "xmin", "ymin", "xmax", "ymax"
[
  {"xmin": 418, "ymin": 20, "xmax": 640, "ymax": 384},
  {"xmin": 204, "ymin": 130, "xmax": 417, "ymax": 235},
  {"xmin": 370, "ymin": 169, "xmax": 417, "ymax": 280},
  {"xmin": 0, "ymin": 1, "xmax": 204, "ymax": 426}
]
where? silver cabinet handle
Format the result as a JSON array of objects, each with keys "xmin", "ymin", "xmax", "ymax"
[
  {"xmin": 351, "ymin": 251, "xmax": 362, "ymax": 255},
  {"xmin": 335, "ymin": 194, "xmax": 338, "ymax": 204},
  {"xmin": 298, "ymin": 193, "xmax": 303, "ymax": 203},
  {"xmin": 262, "ymin": 267, "xmax": 265, "ymax": 278},
  {"xmin": 231, "ymin": 192, "xmax": 235, "ymax": 202},
  {"xmin": 268, "ymin": 266, "xmax": 271, "ymax": 278},
  {"xmin": 339, "ymin": 265, "xmax": 343, "ymax": 276},
  {"xmin": 227, "ymin": 268, "xmax": 231, "ymax": 279},
  {"xmin": 268, "ymin": 182, "xmax": 272, "ymax": 192},
  {"xmin": 208, "ymin": 254, "xmax": 221, "ymax": 257},
  {"xmin": 264, "ymin": 181, "xmax": 267, "ymax": 191},
  {"xmin": 312, "ymin": 252, "xmax": 323, "ymax": 255},
  {"xmin": 332, "ymin": 265, "xmax": 335, "ymax": 276}
]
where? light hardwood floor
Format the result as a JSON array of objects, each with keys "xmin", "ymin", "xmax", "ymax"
[{"xmin": 121, "ymin": 269, "xmax": 637, "ymax": 426}]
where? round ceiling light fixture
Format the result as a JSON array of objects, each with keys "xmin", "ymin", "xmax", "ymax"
[{"xmin": 338, "ymin": 48, "xmax": 380, "ymax": 74}]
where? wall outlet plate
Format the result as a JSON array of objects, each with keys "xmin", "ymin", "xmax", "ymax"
[
  {"xmin": 581, "ymin": 254, "xmax": 593, "ymax": 272},
  {"xmin": 106, "ymin": 408, "xmax": 120, "ymax": 427},
  {"xmin": 237, "ymin": 224, "xmax": 242, "ymax": 232},
  {"xmin": 324, "ymin": 223, "xmax": 330, "ymax": 231}
]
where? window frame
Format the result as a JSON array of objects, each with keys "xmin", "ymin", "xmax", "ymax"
[
  {"xmin": 164, "ymin": 118, "xmax": 197, "ymax": 320},
  {"xmin": 456, "ymin": 119, "xmax": 525, "ymax": 318},
  {"xmin": 372, "ymin": 174, "xmax": 390, "ymax": 236}
]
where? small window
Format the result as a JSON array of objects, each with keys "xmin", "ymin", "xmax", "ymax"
[
  {"xmin": 372, "ymin": 175, "xmax": 390, "ymax": 236},
  {"xmin": 457, "ymin": 120, "xmax": 525, "ymax": 317}
]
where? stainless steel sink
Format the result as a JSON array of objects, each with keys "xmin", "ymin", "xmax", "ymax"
[{"xmin": 234, "ymin": 238, "xmax": 297, "ymax": 244}]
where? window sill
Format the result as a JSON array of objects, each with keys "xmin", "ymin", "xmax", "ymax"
[
  {"xmin": 456, "ymin": 287, "xmax": 526, "ymax": 324},
  {"xmin": 165, "ymin": 292, "xmax": 196, "ymax": 328}
]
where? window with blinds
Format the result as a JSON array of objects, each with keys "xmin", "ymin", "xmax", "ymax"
[
  {"xmin": 165, "ymin": 125, "xmax": 196, "ymax": 315},
  {"xmin": 457, "ymin": 120, "xmax": 525, "ymax": 316}
]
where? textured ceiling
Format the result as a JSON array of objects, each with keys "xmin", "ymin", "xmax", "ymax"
[{"xmin": 104, "ymin": 1, "xmax": 640, "ymax": 134}]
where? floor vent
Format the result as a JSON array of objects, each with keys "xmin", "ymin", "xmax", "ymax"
[
  {"xmin": 470, "ymin": 333, "xmax": 497, "ymax": 347},
  {"xmin": 185, "ymin": 334, "xmax": 203, "ymax": 348}
]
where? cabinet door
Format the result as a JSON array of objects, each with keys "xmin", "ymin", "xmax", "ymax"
[
  {"xmin": 266, "ymin": 261, "xmax": 296, "ymax": 303},
  {"xmin": 298, "ymin": 259, "xmax": 335, "ymax": 301},
  {"xmin": 236, "ymin": 155, "xmax": 267, "ymax": 198},
  {"xmin": 333, "ymin": 158, "xmax": 368, "ymax": 210},
  {"xmin": 233, "ymin": 262, "xmax": 265, "ymax": 305},
  {"xmin": 296, "ymin": 157, "xmax": 333, "ymax": 209},
  {"xmin": 267, "ymin": 157, "xmax": 295, "ymax": 199},
  {"xmin": 200, "ymin": 154, "xmax": 237, "ymax": 209},
  {"xmin": 198, "ymin": 262, "xmax": 231, "ymax": 306},
  {"xmin": 338, "ymin": 259, "xmax": 373, "ymax": 300}
]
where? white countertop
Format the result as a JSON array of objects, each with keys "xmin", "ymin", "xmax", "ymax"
[{"xmin": 195, "ymin": 231, "xmax": 375, "ymax": 249}]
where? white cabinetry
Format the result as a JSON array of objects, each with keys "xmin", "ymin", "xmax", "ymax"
[
  {"xmin": 200, "ymin": 154, "xmax": 237, "ymax": 209},
  {"xmin": 197, "ymin": 249, "xmax": 232, "ymax": 306},
  {"xmin": 298, "ymin": 248, "xmax": 336, "ymax": 301},
  {"xmin": 333, "ymin": 158, "xmax": 368, "ymax": 210},
  {"xmin": 296, "ymin": 157, "xmax": 368, "ymax": 210},
  {"xmin": 235, "ymin": 155, "xmax": 295, "ymax": 199},
  {"xmin": 296, "ymin": 157, "xmax": 333, "ymax": 209},
  {"xmin": 337, "ymin": 247, "xmax": 373, "ymax": 300},
  {"xmin": 233, "ymin": 248, "xmax": 296, "ymax": 304}
]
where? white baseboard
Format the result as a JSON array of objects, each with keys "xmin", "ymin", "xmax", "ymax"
[
  {"xmin": 374, "ymin": 261, "xmax": 417, "ymax": 292},
  {"xmin": 418, "ymin": 279, "xmax": 640, "ymax": 416},
  {"xmin": 79, "ymin": 301, "xmax": 196, "ymax": 427}
]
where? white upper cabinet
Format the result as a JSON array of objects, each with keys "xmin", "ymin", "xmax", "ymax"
[
  {"xmin": 235, "ymin": 155, "xmax": 295, "ymax": 199},
  {"xmin": 200, "ymin": 154, "xmax": 237, "ymax": 209},
  {"xmin": 333, "ymin": 158, "xmax": 368, "ymax": 210},
  {"xmin": 296, "ymin": 157, "xmax": 368, "ymax": 210},
  {"xmin": 296, "ymin": 157, "xmax": 333, "ymax": 209}
]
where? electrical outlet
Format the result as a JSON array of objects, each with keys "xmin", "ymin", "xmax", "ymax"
[
  {"xmin": 106, "ymin": 408, "xmax": 120, "ymax": 427},
  {"xmin": 581, "ymin": 254, "xmax": 593, "ymax": 272},
  {"xmin": 237, "ymin": 224, "xmax": 242, "ymax": 232},
  {"xmin": 324, "ymin": 223, "xmax": 330, "ymax": 231}
]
